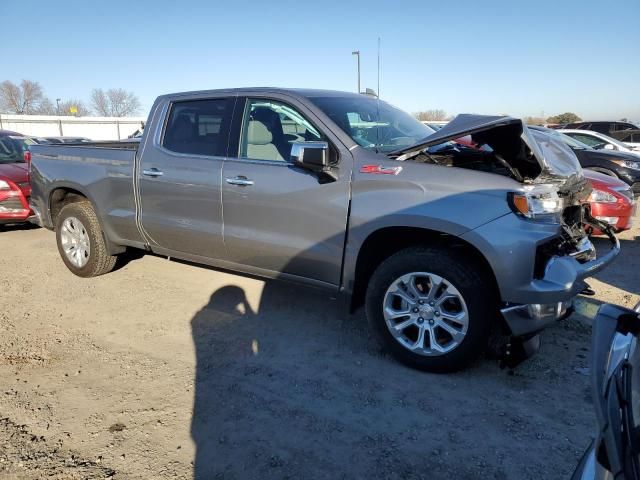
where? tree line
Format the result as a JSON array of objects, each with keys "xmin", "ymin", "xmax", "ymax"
[
  {"xmin": 414, "ymin": 109, "xmax": 586, "ymax": 126},
  {"xmin": 0, "ymin": 79, "xmax": 141, "ymax": 117}
]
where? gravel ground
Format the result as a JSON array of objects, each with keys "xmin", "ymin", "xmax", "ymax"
[{"xmin": 0, "ymin": 221, "xmax": 638, "ymax": 479}]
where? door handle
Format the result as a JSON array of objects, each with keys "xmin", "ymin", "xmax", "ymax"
[
  {"xmin": 225, "ymin": 176, "xmax": 254, "ymax": 186},
  {"xmin": 142, "ymin": 168, "xmax": 164, "ymax": 177}
]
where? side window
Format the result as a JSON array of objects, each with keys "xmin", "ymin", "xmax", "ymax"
[
  {"xmin": 590, "ymin": 122, "xmax": 611, "ymax": 134},
  {"xmin": 613, "ymin": 123, "xmax": 635, "ymax": 132},
  {"xmin": 239, "ymin": 98, "xmax": 323, "ymax": 162},
  {"xmin": 572, "ymin": 134, "xmax": 600, "ymax": 147},
  {"xmin": 162, "ymin": 98, "xmax": 233, "ymax": 157},
  {"xmin": 622, "ymin": 133, "xmax": 640, "ymax": 143}
]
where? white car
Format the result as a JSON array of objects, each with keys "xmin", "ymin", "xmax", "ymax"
[{"xmin": 560, "ymin": 129, "xmax": 640, "ymax": 157}]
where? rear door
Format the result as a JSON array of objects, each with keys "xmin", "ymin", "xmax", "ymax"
[
  {"xmin": 221, "ymin": 95, "xmax": 352, "ymax": 286},
  {"xmin": 138, "ymin": 95, "xmax": 235, "ymax": 259}
]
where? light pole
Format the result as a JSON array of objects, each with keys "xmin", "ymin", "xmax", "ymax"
[
  {"xmin": 351, "ymin": 50, "xmax": 360, "ymax": 93},
  {"xmin": 56, "ymin": 98, "xmax": 61, "ymax": 116}
]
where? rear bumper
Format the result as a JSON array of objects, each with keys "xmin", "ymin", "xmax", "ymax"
[{"xmin": 0, "ymin": 189, "xmax": 30, "ymax": 224}]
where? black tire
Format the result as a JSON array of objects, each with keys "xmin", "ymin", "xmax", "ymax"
[
  {"xmin": 365, "ymin": 246, "xmax": 495, "ymax": 373},
  {"xmin": 55, "ymin": 201, "xmax": 117, "ymax": 277}
]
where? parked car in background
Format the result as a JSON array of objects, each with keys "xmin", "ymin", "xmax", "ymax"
[
  {"xmin": 610, "ymin": 129, "xmax": 640, "ymax": 151},
  {"xmin": 44, "ymin": 136, "xmax": 91, "ymax": 144},
  {"xmin": 0, "ymin": 136, "xmax": 32, "ymax": 226},
  {"xmin": 0, "ymin": 129, "xmax": 22, "ymax": 137},
  {"xmin": 28, "ymin": 88, "xmax": 619, "ymax": 372},
  {"xmin": 584, "ymin": 170, "xmax": 635, "ymax": 235},
  {"xmin": 529, "ymin": 126, "xmax": 640, "ymax": 196},
  {"xmin": 560, "ymin": 129, "xmax": 640, "ymax": 157},
  {"xmin": 564, "ymin": 120, "xmax": 639, "ymax": 135}
]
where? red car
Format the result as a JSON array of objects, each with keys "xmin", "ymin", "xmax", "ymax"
[
  {"xmin": 0, "ymin": 135, "xmax": 32, "ymax": 226},
  {"xmin": 584, "ymin": 169, "xmax": 635, "ymax": 235}
]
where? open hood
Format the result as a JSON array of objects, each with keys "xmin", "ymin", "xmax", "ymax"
[
  {"xmin": 391, "ymin": 114, "xmax": 583, "ymax": 184},
  {"xmin": 392, "ymin": 115, "xmax": 521, "ymax": 155}
]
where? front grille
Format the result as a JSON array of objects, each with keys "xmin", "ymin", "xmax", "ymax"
[{"xmin": 0, "ymin": 198, "xmax": 25, "ymax": 211}]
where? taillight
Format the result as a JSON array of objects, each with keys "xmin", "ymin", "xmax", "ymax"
[{"xmin": 24, "ymin": 150, "xmax": 31, "ymax": 163}]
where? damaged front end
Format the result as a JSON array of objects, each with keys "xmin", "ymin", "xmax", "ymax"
[
  {"xmin": 389, "ymin": 115, "xmax": 610, "ymax": 258},
  {"xmin": 391, "ymin": 115, "xmax": 621, "ymax": 367},
  {"xmin": 390, "ymin": 115, "xmax": 619, "ymax": 265}
]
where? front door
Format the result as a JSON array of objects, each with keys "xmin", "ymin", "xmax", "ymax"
[
  {"xmin": 138, "ymin": 96, "xmax": 235, "ymax": 259},
  {"xmin": 221, "ymin": 97, "xmax": 352, "ymax": 286}
]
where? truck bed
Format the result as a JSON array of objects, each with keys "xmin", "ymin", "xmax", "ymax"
[{"xmin": 30, "ymin": 141, "xmax": 138, "ymax": 165}]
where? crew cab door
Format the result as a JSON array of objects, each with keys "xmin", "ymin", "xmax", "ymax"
[
  {"xmin": 138, "ymin": 96, "xmax": 235, "ymax": 259},
  {"xmin": 221, "ymin": 96, "xmax": 352, "ymax": 286}
]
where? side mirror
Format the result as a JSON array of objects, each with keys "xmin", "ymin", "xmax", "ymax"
[
  {"xmin": 291, "ymin": 141, "xmax": 329, "ymax": 170},
  {"xmin": 290, "ymin": 141, "xmax": 337, "ymax": 183},
  {"xmin": 604, "ymin": 144, "xmax": 615, "ymax": 150}
]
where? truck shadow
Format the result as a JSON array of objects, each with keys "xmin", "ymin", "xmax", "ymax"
[{"xmin": 188, "ymin": 280, "xmax": 596, "ymax": 479}]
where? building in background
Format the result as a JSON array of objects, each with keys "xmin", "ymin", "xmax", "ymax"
[{"xmin": 0, "ymin": 114, "xmax": 146, "ymax": 140}]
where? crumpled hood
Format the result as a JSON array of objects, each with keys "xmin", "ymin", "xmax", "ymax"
[
  {"xmin": 0, "ymin": 162, "xmax": 28, "ymax": 184},
  {"xmin": 391, "ymin": 114, "xmax": 584, "ymax": 188}
]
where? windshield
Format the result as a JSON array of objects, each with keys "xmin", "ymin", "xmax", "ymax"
[
  {"xmin": 0, "ymin": 136, "xmax": 26, "ymax": 163},
  {"xmin": 309, "ymin": 96, "xmax": 435, "ymax": 153}
]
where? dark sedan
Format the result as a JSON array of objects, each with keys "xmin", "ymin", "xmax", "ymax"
[{"xmin": 529, "ymin": 126, "xmax": 640, "ymax": 196}]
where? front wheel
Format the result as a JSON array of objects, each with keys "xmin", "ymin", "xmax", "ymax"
[
  {"xmin": 55, "ymin": 201, "xmax": 117, "ymax": 277},
  {"xmin": 365, "ymin": 247, "xmax": 494, "ymax": 373}
]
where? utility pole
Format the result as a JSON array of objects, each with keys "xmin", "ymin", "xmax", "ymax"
[
  {"xmin": 352, "ymin": 50, "xmax": 360, "ymax": 93},
  {"xmin": 56, "ymin": 98, "xmax": 61, "ymax": 116}
]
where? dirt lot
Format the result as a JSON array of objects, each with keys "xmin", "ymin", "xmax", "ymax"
[{"xmin": 0, "ymin": 222, "xmax": 638, "ymax": 479}]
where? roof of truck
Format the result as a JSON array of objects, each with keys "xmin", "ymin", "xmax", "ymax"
[{"xmin": 156, "ymin": 88, "xmax": 368, "ymax": 101}]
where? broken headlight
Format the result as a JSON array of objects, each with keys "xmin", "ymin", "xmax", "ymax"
[
  {"xmin": 589, "ymin": 189, "xmax": 617, "ymax": 203},
  {"xmin": 508, "ymin": 184, "xmax": 564, "ymax": 222}
]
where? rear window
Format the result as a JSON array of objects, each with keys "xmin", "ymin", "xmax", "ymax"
[
  {"xmin": 0, "ymin": 136, "xmax": 25, "ymax": 163},
  {"xmin": 162, "ymin": 98, "xmax": 234, "ymax": 157}
]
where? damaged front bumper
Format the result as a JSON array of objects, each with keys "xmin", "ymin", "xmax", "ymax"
[{"xmin": 500, "ymin": 221, "xmax": 620, "ymax": 337}]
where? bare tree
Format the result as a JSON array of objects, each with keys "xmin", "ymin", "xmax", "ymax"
[
  {"xmin": 414, "ymin": 109, "xmax": 448, "ymax": 122},
  {"xmin": 90, "ymin": 89, "xmax": 110, "ymax": 116},
  {"xmin": 38, "ymin": 98, "xmax": 56, "ymax": 115},
  {"xmin": 0, "ymin": 79, "xmax": 51, "ymax": 114},
  {"xmin": 91, "ymin": 88, "xmax": 140, "ymax": 116},
  {"xmin": 57, "ymin": 99, "xmax": 91, "ymax": 116}
]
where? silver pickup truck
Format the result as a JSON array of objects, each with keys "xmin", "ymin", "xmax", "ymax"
[{"xmin": 28, "ymin": 88, "xmax": 619, "ymax": 372}]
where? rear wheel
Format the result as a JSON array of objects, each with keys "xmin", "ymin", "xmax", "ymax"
[
  {"xmin": 55, "ymin": 201, "xmax": 116, "ymax": 277},
  {"xmin": 365, "ymin": 246, "xmax": 494, "ymax": 373}
]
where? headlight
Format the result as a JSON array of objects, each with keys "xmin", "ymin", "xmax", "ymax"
[
  {"xmin": 588, "ymin": 189, "xmax": 617, "ymax": 203},
  {"xmin": 612, "ymin": 160, "xmax": 640, "ymax": 171},
  {"xmin": 0, "ymin": 179, "xmax": 10, "ymax": 190},
  {"xmin": 509, "ymin": 184, "xmax": 564, "ymax": 222}
]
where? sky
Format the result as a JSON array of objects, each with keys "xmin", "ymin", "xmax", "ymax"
[{"xmin": 2, "ymin": 0, "xmax": 639, "ymax": 122}]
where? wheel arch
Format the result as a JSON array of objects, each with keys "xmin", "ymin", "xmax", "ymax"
[
  {"xmin": 48, "ymin": 183, "xmax": 124, "ymax": 255},
  {"xmin": 348, "ymin": 226, "xmax": 500, "ymax": 313}
]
